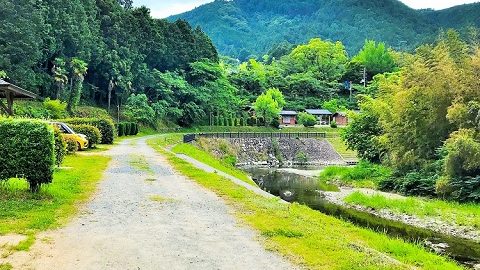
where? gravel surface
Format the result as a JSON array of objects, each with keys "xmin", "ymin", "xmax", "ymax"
[{"xmin": 7, "ymin": 137, "xmax": 296, "ymax": 270}]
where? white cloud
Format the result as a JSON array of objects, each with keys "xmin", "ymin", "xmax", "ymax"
[{"xmin": 399, "ymin": 0, "xmax": 479, "ymax": 10}]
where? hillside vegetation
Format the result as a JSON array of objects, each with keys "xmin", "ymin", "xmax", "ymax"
[{"xmin": 170, "ymin": 0, "xmax": 480, "ymax": 59}]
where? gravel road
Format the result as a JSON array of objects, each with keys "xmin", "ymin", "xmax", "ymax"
[{"xmin": 9, "ymin": 137, "xmax": 296, "ymax": 270}]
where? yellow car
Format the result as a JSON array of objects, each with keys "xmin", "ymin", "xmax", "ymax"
[{"xmin": 51, "ymin": 122, "xmax": 89, "ymax": 150}]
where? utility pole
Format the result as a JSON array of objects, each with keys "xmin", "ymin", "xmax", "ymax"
[
  {"xmin": 363, "ymin": 67, "xmax": 367, "ymax": 87},
  {"xmin": 117, "ymin": 104, "xmax": 120, "ymax": 124},
  {"xmin": 349, "ymin": 81, "xmax": 353, "ymax": 103}
]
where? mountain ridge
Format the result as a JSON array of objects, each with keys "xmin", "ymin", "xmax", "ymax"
[{"xmin": 169, "ymin": 0, "xmax": 480, "ymax": 59}]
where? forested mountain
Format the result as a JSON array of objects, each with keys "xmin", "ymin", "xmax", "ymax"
[
  {"xmin": 170, "ymin": 0, "xmax": 480, "ymax": 59},
  {"xmin": 0, "ymin": 0, "xmax": 217, "ymax": 115}
]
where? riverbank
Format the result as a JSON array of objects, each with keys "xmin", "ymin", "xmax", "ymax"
[
  {"xmin": 322, "ymin": 188, "xmax": 480, "ymax": 242},
  {"xmin": 150, "ymin": 136, "xmax": 463, "ymax": 269}
]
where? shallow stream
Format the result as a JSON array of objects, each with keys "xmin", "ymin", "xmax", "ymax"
[{"xmin": 245, "ymin": 167, "xmax": 480, "ymax": 268}]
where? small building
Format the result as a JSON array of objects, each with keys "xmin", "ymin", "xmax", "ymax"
[
  {"xmin": 333, "ymin": 112, "xmax": 349, "ymax": 126},
  {"xmin": 0, "ymin": 79, "xmax": 38, "ymax": 115},
  {"xmin": 306, "ymin": 109, "xmax": 332, "ymax": 125},
  {"xmin": 279, "ymin": 110, "xmax": 297, "ymax": 125}
]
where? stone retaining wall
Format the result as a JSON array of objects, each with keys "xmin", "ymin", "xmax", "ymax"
[{"xmin": 228, "ymin": 138, "xmax": 344, "ymax": 167}]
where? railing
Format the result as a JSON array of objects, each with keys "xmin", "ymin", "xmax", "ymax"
[{"xmin": 183, "ymin": 132, "xmax": 327, "ymax": 143}]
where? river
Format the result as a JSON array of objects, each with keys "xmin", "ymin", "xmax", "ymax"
[{"xmin": 244, "ymin": 167, "xmax": 480, "ymax": 268}]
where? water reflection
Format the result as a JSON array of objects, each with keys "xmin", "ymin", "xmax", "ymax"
[{"xmin": 246, "ymin": 167, "xmax": 480, "ymax": 268}]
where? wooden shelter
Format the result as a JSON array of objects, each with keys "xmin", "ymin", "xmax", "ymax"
[{"xmin": 0, "ymin": 79, "xmax": 38, "ymax": 115}]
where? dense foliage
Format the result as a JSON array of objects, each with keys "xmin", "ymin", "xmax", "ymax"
[
  {"xmin": 53, "ymin": 126, "xmax": 67, "ymax": 166},
  {"xmin": 171, "ymin": 0, "xmax": 480, "ymax": 60},
  {"xmin": 62, "ymin": 118, "xmax": 115, "ymax": 144},
  {"xmin": 343, "ymin": 30, "xmax": 480, "ymax": 202},
  {"xmin": 0, "ymin": 0, "xmax": 218, "ymax": 127},
  {"xmin": 0, "ymin": 119, "xmax": 55, "ymax": 192},
  {"xmin": 71, "ymin": 125, "xmax": 102, "ymax": 148}
]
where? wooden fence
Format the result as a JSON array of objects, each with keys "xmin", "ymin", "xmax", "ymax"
[{"xmin": 183, "ymin": 132, "xmax": 327, "ymax": 143}]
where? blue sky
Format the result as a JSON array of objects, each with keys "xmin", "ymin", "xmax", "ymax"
[{"xmin": 134, "ymin": 0, "xmax": 480, "ymax": 18}]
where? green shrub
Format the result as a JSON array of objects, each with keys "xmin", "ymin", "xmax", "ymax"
[
  {"xmin": 124, "ymin": 122, "xmax": 132, "ymax": 135},
  {"xmin": 62, "ymin": 118, "xmax": 115, "ymax": 144},
  {"xmin": 319, "ymin": 161, "xmax": 392, "ymax": 188},
  {"xmin": 118, "ymin": 123, "xmax": 125, "ymax": 137},
  {"xmin": 298, "ymin": 112, "xmax": 317, "ymax": 127},
  {"xmin": 0, "ymin": 118, "xmax": 55, "ymax": 192},
  {"xmin": 13, "ymin": 101, "xmax": 50, "ymax": 119},
  {"xmin": 448, "ymin": 176, "xmax": 480, "ymax": 203},
  {"xmin": 248, "ymin": 116, "xmax": 257, "ymax": 126},
  {"xmin": 330, "ymin": 121, "xmax": 338, "ymax": 128},
  {"xmin": 379, "ymin": 172, "xmax": 437, "ymax": 197},
  {"xmin": 64, "ymin": 137, "xmax": 78, "ymax": 154},
  {"xmin": 295, "ymin": 151, "xmax": 308, "ymax": 164},
  {"xmin": 270, "ymin": 117, "xmax": 280, "ymax": 129},
  {"xmin": 74, "ymin": 106, "xmax": 111, "ymax": 119},
  {"xmin": 53, "ymin": 127, "xmax": 67, "ymax": 166},
  {"xmin": 257, "ymin": 117, "xmax": 265, "ymax": 126},
  {"xmin": 219, "ymin": 117, "xmax": 225, "ymax": 126},
  {"xmin": 43, "ymin": 98, "xmax": 67, "ymax": 119},
  {"xmin": 71, "ymin": 124, "xmax": 101, "ymax": 148},
  {"xmin": 132, "ymin": 123, "xmax": 139, "ymax": 135}
]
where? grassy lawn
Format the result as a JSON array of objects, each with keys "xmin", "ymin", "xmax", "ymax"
[
  {"xmin": 172, "ymin": 143, "xmax": 256, "ymax": 186},
  {"xmin": 0, "ymin": 154, "xmax": 110, "ymax": 236},
  {"xmin": 326, "ymin": 137, "xmax": 357, "ymax": 160},
  {"xmin": 147, "ymin": 135, "xmax": 461, "ymax": 270},
  {"xmin": 318, "ymin": 162, "xmax": 392, "ymax": 189},
  {"xmin": 345, "ymin": 191, "xmax": 480, "ymax": 229}
]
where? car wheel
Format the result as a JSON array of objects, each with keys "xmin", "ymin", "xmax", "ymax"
[{"xmin": 77, "ymin": 142, "xmax": 81, "ymax": 151}]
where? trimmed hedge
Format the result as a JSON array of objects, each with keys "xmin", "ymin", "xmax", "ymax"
[
  {"xmin": 117, "ymin": 122, "xmax": 139, "ymax": 137},
  {"xmin": 53, "ymin": 127, "xmax": 67, "ymax": 166},
  {"xmin": 64, "ymin": 137, "xmax": 78, "ymax": 154},
  {"xmin": 71, "ymin": 124, "xmax": 101, "ymax": 148},
  {"xmin": 0, "ymin": 118, "xmax": 55, "ymax": 192},
  {"xmin": 62, "ymin": 118, "xmax": 115, "ymax": 144}
]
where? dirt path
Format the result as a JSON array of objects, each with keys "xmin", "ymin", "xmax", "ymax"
[{"xmin": 8, "ymin": 137, "xmax": 296, "ymax": 270}]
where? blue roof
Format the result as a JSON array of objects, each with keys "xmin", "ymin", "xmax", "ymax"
[
  {"xmin": 280, "ymin": 110, "xmax": 297, "ymax": 115},
  {"xmin": 306, "ymin": 109, "xmax": 332, "ymax": 115}
]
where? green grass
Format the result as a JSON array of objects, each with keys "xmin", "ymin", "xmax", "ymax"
[
  {"xmin": 147, "ymin": 135, "xmax": 462, "ymax": 270},
  {"xmin": 319, "ymin": 162, "xmax": 392, "ymax": 189},
  {"xmin": 345, "ymin": 191, "xmax": 480, "ymax": 229},
  {"xmin": 172, "ymin": 143, "xmax": 256, "ymax": 186},
  {"xmin": 0, "ymin": 154, "xmax": 111, "ymax": 236},
  {"xmin": 0, "ymin": 263, "xmax": 12, "ymax": 270},
  {"xmin": 327, "ymin": 137, "xmax": 357, "ymax": 160},
  {"xmin": 129, "ymin": 154, "xmax": 154, "ymax": 175}
]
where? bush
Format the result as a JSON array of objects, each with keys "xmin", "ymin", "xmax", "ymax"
[
  {"xmin": 298, "ymin": 112, "xmax": 317, "ymax": 127},
  {"xmin": 64, "ymin": 137, "xmax": 78, "ymax": 154},
  {"xmin": 379, "ymin": 172, "xmax": 437, "ymax": 197},
  {"xmin": 43, "ymin": 98, "xmax": 67, "ymax": 119},
  {"xmin": 71, "ymin": 124, "xmax": 101, "ymax": 148},
  {"xmin": 74, "ymin": 106, "xmax": 111, "ymax": 119},
  {"xmin": 295, "ymin": 151, "xmax": 309, "ymax": 164},
  {"xmin": 124, "ymin": 122, "xmax": 132, "ymax": 135},
  {"xmin": 330, "ymin": 121, "xmax": 338, "ymax": 128},
  {"xmin": 0, "ymin": 118, "xmax": 55, "ymax": 192},
  {"xmin": 247, "ymin": 116, "xmax": 257, "ymax": 126},
  {"xmin": 132, "ymin": 123, "xmax": 139, "ymax": 135},
  {"xmin": 320, "ymin": 161, "xmax": 392, "ymax": 188},
  {"xmin": 270, "ymin": 117, "xmax": 280, "ymax": 129},
  {"xmin": 257, "ymin": 117, "xmax": 265, "ymax": 126},
  {"xmin": 118, "ymin": 123, "xmax": 125, "ymax": 137},
  {"xmin": 53, "ymin": 127, "xmax": 67, "ymax": 166},
  {"xmin": 448, "ymin": 176, "xmax": 480, "ymax": 203},
  {"xmin": 62, "ymin": 118, "xmax": 115, "ymax": 144}
]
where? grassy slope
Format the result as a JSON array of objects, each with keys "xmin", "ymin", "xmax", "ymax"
[
  {"xmin": 345, "ymin": 191, "xmax": 480, "ymax": 229},
  {"xmin": 172, "ymin": 143, "xmax": 256, "ymax": 186},
  {"xmin": 326, "ymin": 137, "xmax": 357, "ymax": 160},
  {"xmin": 0, "ymin": 154, "xmax": 111, "ymax": 235},
  {"xmin": 318, "ymin": 162, "xmax": 392, "ymax": 189},
  {"xmin": 147, "ymin": 135, "xmax": 461, "ymax": 270}
]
